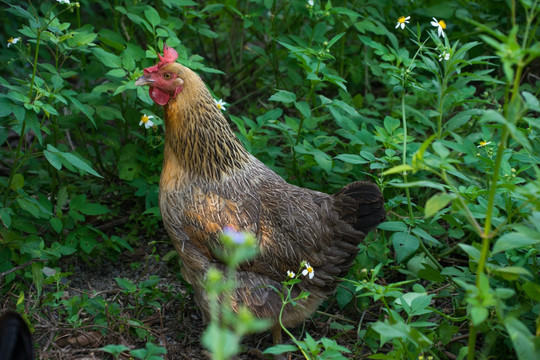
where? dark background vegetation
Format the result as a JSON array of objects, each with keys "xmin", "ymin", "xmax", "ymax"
[{"xmin": 1, "ymin": 0, "xmax": 539, "ymax": 359}]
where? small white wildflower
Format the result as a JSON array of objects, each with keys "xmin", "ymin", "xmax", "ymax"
[
  {"xmin": 477, "ymin": 140, "xmax": 491, "ymax": 148},
  {"xmin": 439, "ymin": 50, "xmax": 450, "ymax": 61},
  {"xmin": 139, "ymin": 114, "xmax": 154, "ymax": 129},
  {"xmin": 431, "ymin": 17, "xmax": 447, "ymax": 38},
  {"xmin": 307, "ymin": 0, "xmax": 314, "ymax": 6},
  {"xmin": 7, "ymin": 37, "xmax": 20, "ymax": 48},
  {"xmin": 395, "ymin": 16, "xmax": 410, "ymax": 30},
  {"xmin": 287, "ymin": 270, "xmax": 295, "ymax": 279},
  {"xmin": 56, "ymin": 0, "xmax": 71, "ymax": 4},
  {"xmin": 214, "ymin": 98, "xmax": 227, "ymax": 111},
  {"xmin": 301, "ymin": 262, "xmax": 315, "ymax": 279}
]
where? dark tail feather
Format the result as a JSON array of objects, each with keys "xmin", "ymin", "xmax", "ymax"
[
  {"xmin": 0, "ymin": 311, "xmax": 34, "ymax": 360},
  {"xmin": 333, "ymin": 181, "xmax": 385, "ymax": 234}
]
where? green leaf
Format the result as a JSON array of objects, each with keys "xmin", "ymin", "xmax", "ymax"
[
  {"xmin": 50, "ymin": 217, "xmax": 63, "ymax": 234},
  {"xmin": 69, "ymin": 96, "xmax": 95, "ymax": 126},
  {"xmin": 0, "ymin": 207, "xmax": 13, "ymax": 228},
  {"xmin": 492, "ymin": 232, "xmax": 540, "ymax": 254},
  {"xmin": 101, "ymin": 344, "xmax": 130, "ymax": 356},
  {"xmin": 459, "ymin": 244, "xmax": 481, "ymax": 261},
  {"xmin": 504, "ymin": 317, "xmax": 538, "ymax": 360},
  {"xmin": 294, "ymin": 101, "xmax": 311, "ymax": 118},
  {"xmin": 492, "ymin": 266, "xmax": 532, "ymax": 281},
  {"xmin": 144, "ymin": 7, "xmax": 161, "ymax": 27},
  {"xmin": 263, "ymin": 344, "xmax": 298, "ymax": 355},
  {"xmin": 471, "ymin": 306, "xmax": 488, "ymax": 326},
  {"xmin": 269, "ymin": 90, "xmax": 296, "ymax": 104},
  {"xmin": 105, "ymin": 68, "xmax": 127, "ymax": 78},
  {"xmin": 78, "ymin": 203, "xmax": 110, "ymax": 216},
  {"xmin": 61, "ymin": 152, "xmax": 102, "ymax": 178},
  {"xmin": 44, "ymin": 149, "xmax": 63, "ymax": 170},
  {"xmin": 10, "ymin": 173, "xmax": 24, "ymax": 191},
  {"xmin": 91, "ymin": 47, "xmax": 122, "ymax": 68},
  {"xmin": 115, "ymin": 277, "xmax": 137, "ymax": 292},
  {"xmin": 80, "ymin": 235, "xmax": 98, "ymax": 254},
  {"xmin": 424, "ymin": 192, "xmax": 456, "ymax": 217},
  {"xmin": 378, "ymin": 221, "xmax": 408, "ymax": 232},
  {"xmin": 392, "ymin": 232, "xmax": 419, "ymax": 263},
  {"xmin": 334, "ymin": 154, "xmax": 367, "ymax": 164},
  {"xmin": 45, "ymin": 145, "xmax": 102, "ymax": 178}
]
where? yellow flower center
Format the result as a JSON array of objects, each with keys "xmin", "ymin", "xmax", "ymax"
[
  {"xmin": 438, "ymin": 20, "xmax": 446, "ymax": 29},
  {"xmin": 141, "ymin": 115, "xmax": 149, "ymax": 123},
  {"xmin": 398, "ymin": 16, "xmax": 407, "ymax": 24},
  {"xmin": 480, "ymin": 140, "xmax": 487, "ymax": 146},
  {"xmin": 8, "ymin": 37, "xmax": 14, "ymax": 43},
  {"xmin": 307, "ymin": 266, "xmax": 313, "ymax": 273},
  {"xmin": 216, "ymin": 103, "xmax": 222, "ymax": 109}
]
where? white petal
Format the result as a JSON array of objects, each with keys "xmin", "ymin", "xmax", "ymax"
[
  {"xmin": 302, "ymin": 269, "xmax": 308, "ymax": 276},
  {"xmin": 139, "ymin": 121, "xmax": 143, "ymax": 126},
  {"xmin": 309, "ymin": 272, "xmax": 314, "ymax": 279},
  {"xmin": 395, "ymin": 23, "xmax": 400, "ymax": 29},
  {"xmin": 405, "ymin": 16, "xmax": 410, "ymax": 21},
  {"xmin": 431, "ymin": 20, "xmax": 439, "ymax": 27}
]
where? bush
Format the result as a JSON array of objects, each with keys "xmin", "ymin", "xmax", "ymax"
[{"xmin": 1, "ymin": 0, "xmax": 539, "ymax": 359}]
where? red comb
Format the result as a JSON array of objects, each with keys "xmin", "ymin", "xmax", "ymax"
[{"xmin": 143, "ymin": 44, "xmax": 179, "ymax": 75}]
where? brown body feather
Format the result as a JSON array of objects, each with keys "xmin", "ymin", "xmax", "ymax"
[{"xmin": 138, "ymin": 61, "xmax": 385, "ymax": 341}]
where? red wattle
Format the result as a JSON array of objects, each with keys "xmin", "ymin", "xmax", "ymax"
[{"xmin": 149, "ymin": 87, "xmax": 170, "ymax": 105}]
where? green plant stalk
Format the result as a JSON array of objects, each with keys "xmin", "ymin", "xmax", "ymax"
[
  {"xmin": 3, "ymin": 29, "xmax": 43, "ymax": 206},
  {"xmin": 436, "ymin": 76, "xmax": 447, "ymax": 139},
  {"xmin": 278, "ymin": 284, "xmax": 311, "ymax": 359},
  {"xmin": 401, "ymin": 93, "xmax": 415, "ymax": 222},
  {"xmin": 466, "ymin": 59, "xmax": 524, "ymax": 360}
]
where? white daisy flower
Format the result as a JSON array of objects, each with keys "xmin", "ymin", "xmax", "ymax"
[
  {"xmin": 301, "ymin": 262, "xmax": 315, "ymax": 279},
  {"xmin": 395, "ymin": 16, "xmax": 410, "ymax": 30},
  {"xmin": 139, "ymin": 114, "xmax": 154, "ymax": 129},
  {"xmin": 287, "ymin": 270, "xmax": 295, "ymax": 278},
  {"xmin": 7, "ymin": 37, "xmax": 20, "ymax": 48},
  {"xmin": 439, "ymin": 50, "xmax": 450, "ymax": 61},
  {"xmin": 57, "ymin": 0, "xmax": 71, "ymax": 4},
  {"xmin": 214, "ymin": 98, "xmax": 227, "ymax": 111},
  {"xmin": 431, "ymin": 17, "xmax": 447, "ymax": 38}
]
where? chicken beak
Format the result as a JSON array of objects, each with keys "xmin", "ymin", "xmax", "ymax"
[{"xmin": 135, "ymin": 75, "xmax": 153, "ymax": 86}]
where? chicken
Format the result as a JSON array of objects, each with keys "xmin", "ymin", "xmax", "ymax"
[
  {"xmin": 134, "ymin": 45, "xmax": 385, "ymax": 344},
  {"xmin": 0, "ymin": 311, "xmax": 34, "ymax": 360}
]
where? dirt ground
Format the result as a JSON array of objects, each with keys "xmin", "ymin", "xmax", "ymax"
[{"xmin": 18, "ymin": 230, "xmax": 356, "ymax": 360}]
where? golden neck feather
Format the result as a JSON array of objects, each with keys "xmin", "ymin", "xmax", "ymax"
[{"xmin": 163, "ymin": 70, "xmax": 250, "ymax": 181}]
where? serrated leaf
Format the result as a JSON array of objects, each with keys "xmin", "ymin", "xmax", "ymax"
[
  {"xmin": 50, "ymin": 217, "xmax": 63, "ymax": 234},
  {"xmin": 144, "ymin": 7, "xmax": 161, "ymax": 27}
]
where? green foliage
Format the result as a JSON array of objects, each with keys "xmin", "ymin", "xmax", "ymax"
[
  {"xmin": 201, "ymin": 229, "xmax": 271, "ymax": 360},
  {"xmin": 1, "ymin": 0, "xmax": 540, "ymax": 359}
]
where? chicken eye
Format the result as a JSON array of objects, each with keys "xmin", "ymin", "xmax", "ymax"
[{"xmin": 163, "ymin": 73, "xmax": 172, "ymax": 80}]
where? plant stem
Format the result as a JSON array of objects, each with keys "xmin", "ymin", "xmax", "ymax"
[{"xmin": 401, "ymin": 93, "xmax": 415, "ymax": 222}]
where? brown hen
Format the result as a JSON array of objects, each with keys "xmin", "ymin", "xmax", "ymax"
[{"xmin": 135, "ymin": 45, "xmax": 385, "ymax": 344}]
